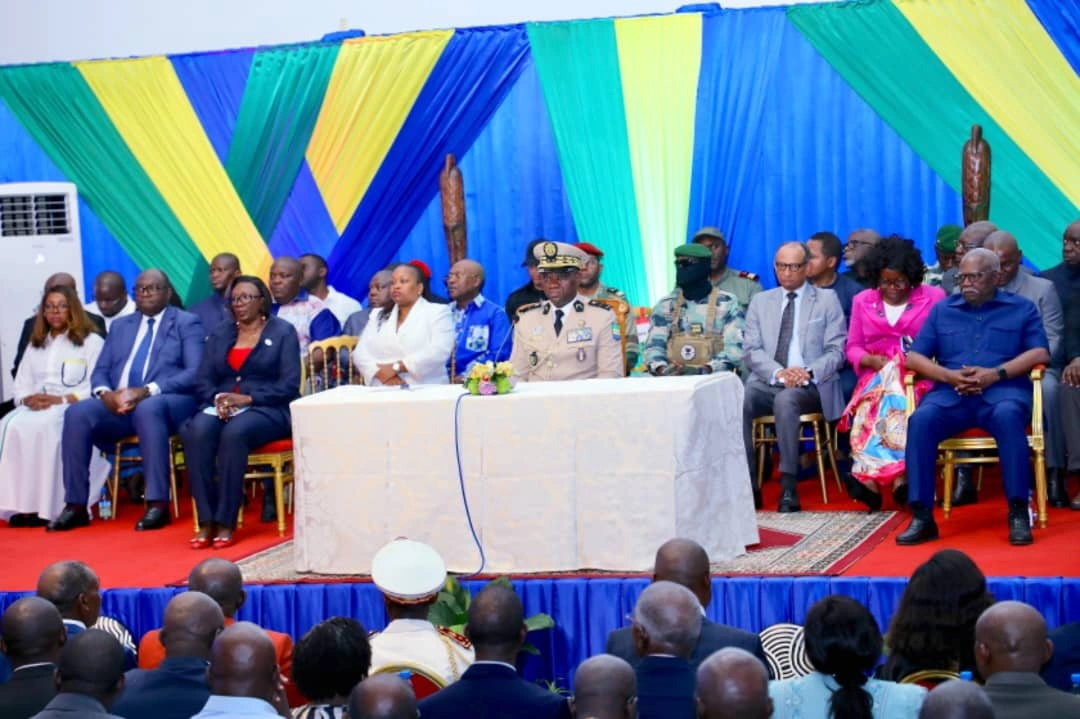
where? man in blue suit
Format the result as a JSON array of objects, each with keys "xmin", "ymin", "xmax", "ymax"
[
  {"xmin": 418, "ymin": 584, "xmax": 570, "ymax": 719},
  {"xmin": 50, "ymin": 269, "xmax": 204, "ymax": 532}
]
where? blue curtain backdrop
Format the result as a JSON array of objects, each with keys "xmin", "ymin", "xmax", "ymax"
[
  {"xmin": 1, "ymin": 576, "xmax": 1075, "ymax": 690},
  {"xmin": 395, "ymin": 58, "xmax": 579, "ymax": 304},
  {"xmin": 1025, "ymin": 0, "xmax": 1080, "ymax": 75},
  {"xmin": 269, "ymin": 162, "xmax": 339, "ymax": 260},
  {"xmin": 0, "ymin": 97, "xmax": 140, "ymax": 298},
  {"xmin": 171, "ymin": 48, "xmax": 254, "ymax": 167},
  {"xmin": 328, "ymin": 26, "xmax": 533, "ymax": 298}
]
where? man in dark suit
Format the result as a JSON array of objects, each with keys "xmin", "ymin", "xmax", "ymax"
[
  {"xmin": 110, "ymin": 592, "xmax": 223, "ymax": 719},
  {"xmin": 349, "ymin": 674, "xmax": 418, "ymax": 719},
  {"xmin": 606, "ymin": 539, "xmax": 768, "ymax": 672},
  {"xmin": 0, "ymin": 597, "xmax": 66, "ymax": 719},
  {"xmin": 32, "ymin": 630, "xmax": 126, "ymax": 719},
  {"xmin": 976, "ymin": 601, "xmax": 1080, "ymax": 718},
  {"xmin": 418, "ymin": 584, "xmax": 570, "ymax": 719},
  {"xmin": 919, "ymin": 679, "xmax": 995, "ymax": 719},
  {"xmin": 696, "ymin": 647, "xmax": 772, "ymax": 719},
  {"xmin": 50, "ymin": 269, "xmax": 204, "ymax": 532},
  {"xmin": 188, "ymin": 253, "xmax": 241, "ymax": 338},
  {"xmin": 626, "ymin": 581, "xmax": 700, "ymax": 719},
  {"xmin": 1042, "ymin": 621, "xmax": 1080, "ymax": 692}
]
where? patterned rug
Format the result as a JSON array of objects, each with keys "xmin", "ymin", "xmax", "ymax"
[{"xmin": 235, "ymin": 510, "xmax": 902, "ymax": 582}]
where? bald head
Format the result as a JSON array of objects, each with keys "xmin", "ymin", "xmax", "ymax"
[
  {"xmin": 983, "ymin": 231, "xmax": 1023, "ymax": 284},
  {"xmin": 956, "ymin": 221, "xmax": 998, "ymax": 260},
  {"xmin": 918, "ymin": 679, "xmax": 994, "ymax": 719},
  {"xmin": 37, "ymin": 560, "xmax": 100, "ymax": 625},
  {"xmin": 975, "ymin": 601, "xmax": 1052, "ymax": 677},
  {"xmin": 696, "ymin": 648, "xmax": 772, "ymax": 719},
  {"xmin": 982, "ymin": 231, "xmax": 1017, "ymax": 254},
  {"xmin": 348, "ymin": 674, "xmax": 418, "ymax": 719},
  {"xmin": 466, "ymin": 584, "xmax": 526, "ymax": 661},
  {"xmin": 208, "ymin": 621, "xmax": 280, "ymax": 700},
  {"xmin": 57, "ymin": 629, "xmax": 126, "ymax": 705},
  {"xmin": 160, "ymin": 591, "xmax": 225, "ymax": 659},
  {"xmin": 188, "ymin": 558, "xmax": 245, "ymax": 617},
  {"xmin": 93, "ymin": 271, "xmax": 128, "ymax": 317},
  {"xmin": 653, "ymin": 538, "xmax": 711, "ymax": 608},
  {"xmin": 631, "ymin": 581, "xmax": 702, "ymax": 660},
  {"xmin": 1, "ymin": 596, "xmax": 65, "ymax": 666},
  {"xmin": 572, "ymin": 654, "xmax": 636, "ymax": 719},
  {"xmin": 447, "ymin": 258, "xmax": 485, "ymax": 305}
]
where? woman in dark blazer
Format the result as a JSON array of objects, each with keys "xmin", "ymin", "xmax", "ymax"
[{"xmin": 181, "ymin": 276, "xmax": 300, "ymax": 549}]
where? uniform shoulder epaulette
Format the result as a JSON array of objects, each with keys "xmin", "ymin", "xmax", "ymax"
[
  {"xmin": 588, "ymin": 299, "xmax": 614, "ymax": 311},
  {"xmin": 738, "ymin": 270, "xmax": 760, "ymax": 281},
  {"xmin": 517, "ymin": 302, "xmax": 541, "ymax": 315},
  {"xmin": 437, "ymin": 625, "xmax": 472, "ymax": 649}
]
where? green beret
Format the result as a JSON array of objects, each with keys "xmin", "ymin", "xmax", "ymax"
[
  {"xmin": 674, "ymin": 243, "xmax": 713, "ymax": 260},
  {"xmin": 935, "ymin": 224, "xmax": 961, "ymax": 252}
]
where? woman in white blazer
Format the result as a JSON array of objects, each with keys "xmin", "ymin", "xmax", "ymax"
[{"xmin": 355, "ymin": 264, "xmax": 454, "ymax": 386}]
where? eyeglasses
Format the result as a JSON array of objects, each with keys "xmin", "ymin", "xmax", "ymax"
[
  {"xmin": 956, "ymin": 271, "xmax": 992, "ymax": 285},
  {"xmin": 846, "ymin": 240, "xmax": 873, "ymax": 249},
  {"xmin": 674, "ymin": 258, "xmax": 707, "ymax": 268},
  {"xmin": 774, "ymin": 261, "xmax": 806, "ymax": 273},
  {"xmin": 132, "ymin": 283, "xmax": 165, "ymax": 295},
  {"xmin": 229, "ymin": 293, "xmax": 261, "ymax": 305},
  {"xmin": 878, "ymin": 277, "xmax": 911, "ymax": 290},
  {"xmin": 43, "ymin": 303, "xmax": 69, "ymax": 312}
]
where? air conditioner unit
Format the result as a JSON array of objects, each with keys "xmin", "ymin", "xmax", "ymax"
[{"xmin": 0, "ymin": 182, "xmax": 84, "ymax": 403}]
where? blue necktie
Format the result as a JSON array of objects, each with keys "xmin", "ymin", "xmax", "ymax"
[{"xmin": 127, "ymin": 318, "xmax": 155, "ymax": 388}]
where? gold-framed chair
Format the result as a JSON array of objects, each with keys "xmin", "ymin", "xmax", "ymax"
[
  {"xmin": 898, "ymin": 669, "xmax": 961, "ymax": 689},
  {"xmin": 305, "ymin": 335, "xmax": 360, "ymax": 390},
  {"xmin": 904, "ymin": 366, "xmax": 1047, "ymax": 528},
  {"xmin": 751, "ymin": 414, "xmax": 842, "ymax": 503},
  {"xmin": 107, "ymin": 435, "xmax": 183, "ymax": 519},
  {"xmin": 592, "ymin": 297, "xmax": 631, "ymax": 371},
  {"xmin": 372, "ymin": 663, "xmax": 448, "ymax": 699}
]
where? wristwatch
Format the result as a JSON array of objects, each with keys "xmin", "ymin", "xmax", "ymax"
[
  {"xmin": 997, "ymin": 366, "xmax": 1008, "ymax": 381},
  {"xmin": 392, "ymin": 361, "xmax": 403, "ymax": 373}
]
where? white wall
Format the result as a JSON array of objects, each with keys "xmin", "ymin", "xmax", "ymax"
[{"xmin": 2, "ymin": 0, "xmax": 830, "ymax": 66}]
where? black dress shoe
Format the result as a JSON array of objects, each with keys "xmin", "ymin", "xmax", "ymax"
[
  {"xmin": 843, "ymin": 475, "xmax": 882, "ymax": 514},
  {"xmin": 46, "ymin": 506, "xmax": 90, "ymax": 532},
  {"xmin": 9, "ymin": 513, "xmax": 49, "ymax": 528},
  {"xmin": 777, "ymin": 488, "xmax": 801, "ymax": 513},
  {"xmin": 895, "ymin": 516, "xmax": 939, "ymax": 545},
  {"xmin": 951, "ymin": 469, "xmax": 977, "ymax": 506},
  {"xmin": 1008, "ymin": 504, "xmax": 1033, "ymax": 545},
  {"xmin": 1047, "ymin": 468, "xmax": 1068, "ymax": 509},
  {"xmin": 135, "ymin": 505, "xmax": 170, "ymax": 531}
]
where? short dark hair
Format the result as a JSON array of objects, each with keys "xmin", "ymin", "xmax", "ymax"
[
  {"xmin": 300, "ymin": 253, "xmax": 328, "ymax": 271},
  {"xmin": 227, "ymin": 275, "xmax": 274, "ymax": 318},
  {"xmin": 57, "ymin": 629, "xmax": 125, "ymax": 696},
  {"xmin": 466, "ymin": 584, "xmax": 524, "ymax": 651},
  {"xmin": 293, "ymin": 617, "xmax": 371, "ymax": 701},
  {"xmin": 864, "ymin": 234, "xmax": 926, "ymax": 288},
  {"xmin": 38, "ymin": 561, "xmax": 97, "ymax": 614},
  {"xmin": 810, "ymin": 232, "xmax": 843, "ymax": 260},
  {"xmin": 804, "ymin": 596, "xmax": 882, "ymax": 719}
]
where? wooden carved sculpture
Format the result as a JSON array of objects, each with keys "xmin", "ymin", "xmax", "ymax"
[
  {"xmin": 440, "ymin": 154, "xmax": 467, "ymax": 264},
  {"xmin": 962, "ymin": 125, "xmax": 991, "ymax": 225}
]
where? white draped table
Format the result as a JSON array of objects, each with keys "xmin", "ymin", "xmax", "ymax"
[{"xmin": 290, "ymin": 374, "xmax": 758, "ymax": 574}]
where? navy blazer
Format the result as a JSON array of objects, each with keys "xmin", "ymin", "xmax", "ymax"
[
  {"xmin": 26, "ymin": 692, "xmax": 123, "ymax": 719},
  {"xmin": 193, "ymin": 317, "xmax": 300, "ymax": 419},
  {"xmin": 418, "ymin": 662, "xmax": 571, "ymax": 719},
  {"xmin": 1043, "ymin": 621, "xmax": 1080, "ymax": 692},
  {"xmin": 0, "ymin": 663, "xmax": 57, "ymax": 719},
  {"xmin": 110, "ymin": 656, "xmax": 210, "ymax": 719},
  {"xmin": 635, "ymin": 655, "xmax": 696, "ymax": 719},
  {"xmin": 90, "ymin": 307, "xmax": 204, "ymax": 395},
  {"xmin": 606, "ymin": 618, "xmax": 771, "ymax": 675}
]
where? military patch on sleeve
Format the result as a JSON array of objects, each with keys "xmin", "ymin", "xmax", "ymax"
[
  {"xmin": 437, "ymin": 625, "xmax": 473, "ymax": 649},
  {"xmin": 611, "ymin": 322, "xmax": 621, "ymax": 340}
]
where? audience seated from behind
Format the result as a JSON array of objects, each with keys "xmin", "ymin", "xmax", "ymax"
[
  {"xmin": 878, "ymin": 549, "xmax": 994, "ymax": 683},
  {"xmin": 570, "ymin": 654, "xmax": 637, "ymax": 719},
  {"xmin": 627, "ymin": 581, "xmax": 702, "ymax": 719},
  {"xmin": 348, "ymin": 674, "xmax": 418, "ymax": 719},
  {"xmin": 300, "ymin": 253, "xmax": 363, "ymax": 327},
  {"xmin": 109, "ymin": 591, "xmax": 224, "ymax": 719},
  {"xmin": 85, "ymin": 270, "xmax": 136, "ymax": 332},
  {"xmin": 975, "ymin": 601, "xmax": 1080, "ymax": 718},
  {"xmin": 191, "ymin": 622, "xmax": 291, "ymax": 719},
  {"xmin": 446, "ymin": 258, "xmax": 513, "ymax": 383},
  {"xmin": 606, "ymin": 539, "xmax": 767, "ymax": 672},
  {"xmin": 342, "ymin": 269, "xmax": 394, "ymax": 338},
  {"xmin": 418, "ymin": 584, "xmax": 571, "ymax": 719},
  {"xmin": 769, "ymin": 595, "xmax": 926, "ymax": 719},
  {"xmin": 354, "ymin": 264, "xmax": 454, "ymax": 386},
  {"xmin": 1, "ymin": 285, "xmax": 108, "ymax": 527},
  {"xmin": 917, "ymin": 679, "xmax": 994, "ymax": 719},
  {"xmin": 695, "ymin": 647, "xmax": 773, "ymax": 719},
  {"xmin": 291, "ymin": 617, "xmax": 371, "ymax": 719},
  {"xmin": 180, "ymin": 276, "xmax": 300, "ymax": 549},
  {"xmin": 31, "ymin": 629, "xmax": 127, "ymax": 719},
  {"xmin": 188, "ymin": 253, "xmax": 241, "ymax": 336},
  {"xmin": 269, "ymin": 256, "xmax": 341, "ymax": 356},
  {"xmin": 0, "ymin": 597, "xmax": 66, "ymax": 719}
]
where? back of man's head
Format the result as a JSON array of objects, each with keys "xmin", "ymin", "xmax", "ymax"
[
  {"xmin": 696, "ymin": 647, "xmax": 771, "ymax": 719},
  {"xmin": 918, "ymin": 679, "xmax": 995, "ymax": 719},
  {"xmin": 974, "ymin": 600, "xmax": 1052, "ymax": 678},
  {"xmin": 56, "ymin": 629, "xmax": 126, "ymax": 706},
  {"xmin": 207, "ymin": 622, "xmax": 280, "ymax": 701},
  {"xmin": 652, "ymin": 538, "xmax": 711, "ymax": 608},
  {"xmin": 189, "ymin": 558, "xmax": 245, "ymax": 618},
  {"xmin": 36, "ymin": 560, "xmax": 99, "ymax": 625},
  {"xmin": 0, "ymin": 596, "xmax": 65, "ymax": 666},
  {"xmin": 631, "ymin": 581, "xmax": 703, "ymax": 660},
  {"xmin": 465, "ymin": 584, "xmax": 525, "ymax": 660},
  {"xmin": 348, "ymin": 675, "xmax": 418, "ymax": 719},
  {"xmin": 572, "ymin": 654, "xmax": 637, "ymax": 719},
  {"xmin": 160, "ymin": 591, "xmax": 226, "ymax": 660}
]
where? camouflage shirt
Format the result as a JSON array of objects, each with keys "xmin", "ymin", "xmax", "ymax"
[
  {"xmin": 644, "ymin": 287, "xmax": 745, "ymax": 374},
  {"xmin": 714, "ymin": 268, "xmax": 763, "ymax": 310},
  {"xmin": 924, "ymin": 263, "xmax": 944, "ymax": 288}
]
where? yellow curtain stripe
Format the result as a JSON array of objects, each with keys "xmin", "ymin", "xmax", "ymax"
[
  {"xmin": 895, "ymin": 0, "xmax": 1080, "ymax": 207},
  {"xmin": 306, "ymin": 30, "xmax": 454, "ymax": 233},
  {"xmin": 614, "ymin": 14, "xmax": 702, "ymax": 301},
  {"xmin": 76, "ymin": 57, "xmax": 272, "ymax": 278}
]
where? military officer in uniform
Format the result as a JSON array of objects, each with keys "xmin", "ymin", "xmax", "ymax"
[
  {"xmin": 509, "ymin": 242, "xmax": 624, "ymax": 381},
  {"xmin": 575, "ymin": 241, "xmax": 640, "ymax": 373},
  {"xmin": 645, "ymin": 243, "xmax": 745, "ymax": 375},
  {"xmin": 692, "ymin": 226, "xmax": 763, "ymax": 310},
  {"xmin": 368, "ymin": 539, "xmax": 474, "ymax": 685}
]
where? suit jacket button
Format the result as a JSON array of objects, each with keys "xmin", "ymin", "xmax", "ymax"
[{"xmin": 236, "ymin": 376, "xmax": 242, "ymax": 382}]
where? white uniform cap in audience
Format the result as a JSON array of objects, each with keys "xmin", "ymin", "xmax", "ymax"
[{"xmin": 371, "ymin": 538, "xmax": 447, "ymax": 604}]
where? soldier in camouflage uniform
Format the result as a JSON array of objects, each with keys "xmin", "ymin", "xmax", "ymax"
[
  {"xmin": 924, "ymin": 224, "xmax": 959, "ymax": 288},
  {"xmin": 575, "ymin": 241, "xmax": 640, "ymax": 372},
  {"xmin": 644, "ymin": 243, "xmax": 744, "ymax": 375},
  {"xmin": 691, "ymin": 226, "xmax": 763, "ymax": 310}
]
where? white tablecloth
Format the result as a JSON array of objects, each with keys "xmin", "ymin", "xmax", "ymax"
[{"xmin": 291, "ymin": 374, "xmax": 758, "ymax": 574}]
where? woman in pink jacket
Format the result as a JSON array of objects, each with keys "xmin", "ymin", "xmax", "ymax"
[{"xmin": 842, "ymin": 236, "xmax": 946, "ymax": 511}]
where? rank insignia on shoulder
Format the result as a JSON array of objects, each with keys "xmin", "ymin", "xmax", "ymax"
[
  {"xmin": 738, "ymin": 270, "xmax": 760, "ymax": 281},
  {"xmin": 589, "ymin": 300, "xmax": 613, "ymax": 311},
  {"xmin": 437, "ymin": 625, "xmax": 472, "ymax": 649},
  {"xmin": 517, "ymin": 302, "xmax": 540, "ymax": 315}
]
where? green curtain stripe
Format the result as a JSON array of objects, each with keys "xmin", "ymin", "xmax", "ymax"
[
  {"xmin": 225, "ymin": 43, "xmax": 340, "ymax": 239},
  {"xmin": 0, "ymin": 63, "xmax": 210, "ymax": 301},
  {"xmin": 787, "ymin": 0, "xmax": 1077, "ymax": 269},
  {"xmin": 526, "ymin": 20, "xmax": 649, "ymax": 305}
]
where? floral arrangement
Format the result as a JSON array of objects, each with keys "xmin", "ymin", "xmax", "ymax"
[{"xmin": 465, "ymin": 361, "xmax": 516, "ymax": 395}]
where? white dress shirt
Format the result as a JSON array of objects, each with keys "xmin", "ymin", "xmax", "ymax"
[
  {"xmin": 771, "ymin": 283, "xmax": 807, "ymax": 384},
  {"xmin": 322, "ymin": 286, "xmax": 363, "ymax": 326},
  {"xmin": 92, "ymin": 309, "xmax": 166, "ymax": 397},
  {"xmin": 84, "ymin": 296, "xmax": 136, "ymax": 331}
]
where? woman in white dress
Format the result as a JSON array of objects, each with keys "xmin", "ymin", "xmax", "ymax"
[
  {"xmin": 355, "ymin": 264, "xmax": 454, "ymax": 386},
  {"xmin": 0, "ymin": 285, "xmax": 109, "ymax": 525}
]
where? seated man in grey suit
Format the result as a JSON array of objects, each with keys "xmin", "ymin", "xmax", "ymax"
[
  {"xmin": 606, "ymin": 539, "xmax": 768, "ymax": 672},
  {"xmin": 32, "ymin": 630, "xmax": 126, "ymax": 719},
  {"xmin": 743, "ymin": 242, "xmax": 847, "ymax": 512}
]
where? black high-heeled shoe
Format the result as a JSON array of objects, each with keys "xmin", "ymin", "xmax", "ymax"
[{"xmin": 843, "ymin": 475, "xmax": 882, "ymax": 513}]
